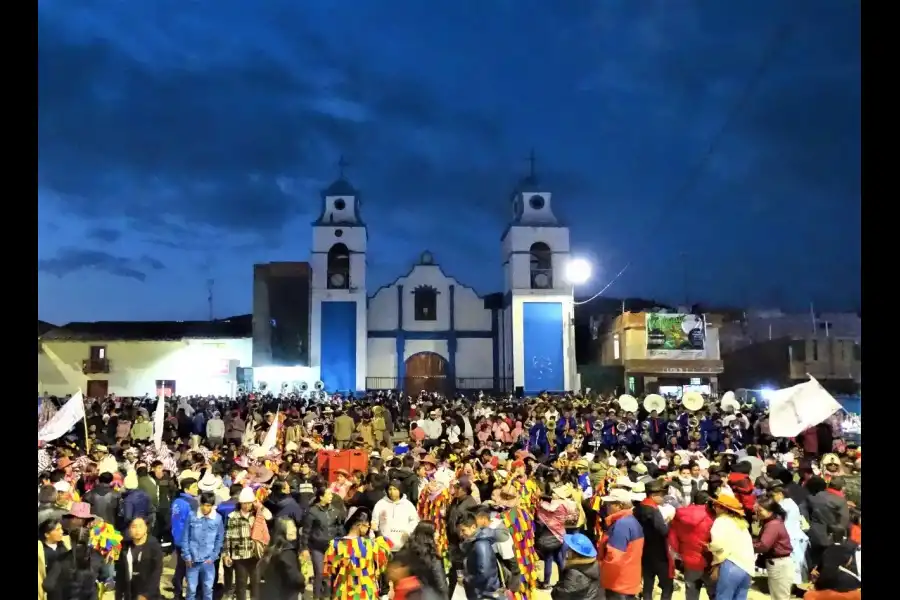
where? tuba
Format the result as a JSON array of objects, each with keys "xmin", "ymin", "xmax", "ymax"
[
  {"xmin": 667, "ymin": 421, "xmax": 680, "ymax": 433},
  {"xmin": 299, "ymin": 381, "xmax": 309, "ymax": 392},
  {"xmin": 281, "ymin": 382, "xmax": 290, "ymax": 393},
  {"xmin": 236, "ymin": 385, "xmax": 246, "ymax": 395},
  {"xmin": 314, "ymin": 381, "xmax": 325, "ymax": 391},
  {"xmin": 688, "ymin": 416, "xmax": 699, "ymax": 429},
  {"xmin": 616, "ymin": 421, "xmax": 628, "ymax": 433}
]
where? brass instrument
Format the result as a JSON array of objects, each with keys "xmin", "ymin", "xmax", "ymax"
[
  {"xmin": 640, "ymin": 420, "xmax": 650, "ymax": 430},
  {"xmin": 314, "ymin": 381, "xmax": 326, "ymax": 391},
  {"xmin": 688, "ymin": 416, "xmax": 699, "ymax": 429},
  {"xmin": 616, "ymin": 421, "xmax": 628, "ymax": 433},
  {"xmin": 667, "ymin": 421, "xmax": 680, "ymax": 433},
  {"xmin": 299, "ymin": 381, "xmax": 309, "ymax": 392}
]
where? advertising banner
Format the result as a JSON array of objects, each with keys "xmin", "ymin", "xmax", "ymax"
[{"xmin": 645, "ymin": 313, "xmax": 706, "ymax": 359}]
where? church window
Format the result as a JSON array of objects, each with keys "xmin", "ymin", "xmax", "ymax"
[
  {"xmin": 529, "ymin": 241, "xmax": 553, "ymax": 289},
  {"xmin": 334, "ymin": 229, "xmax": 344, "ymax": 238},
  {"xmin": 414, "ymin": 286, "xmax": 438, "ymax": 321},
  {"xmin": 333, "ymin": 198, "xmax": 347, "ymax": 211},
  {"xmin": 326, "ymin": 243, "xmax": 350, "ymax": 289},
  {"xmin": 529, "ymin": 194, "xmax": 545, "ymax": 210}
]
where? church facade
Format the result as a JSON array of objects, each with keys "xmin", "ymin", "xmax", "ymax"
[{"xmin": 275, "ymin": 170, "xmax": 579, "ymax": 395}]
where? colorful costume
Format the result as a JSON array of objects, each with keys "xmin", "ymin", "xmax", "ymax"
[
  {"xmin": 90, "ymin": 522, "xmax": 123, "ymax": 561},
  {"xmin": 511, "ymin": 478, "xmax": 539, "ymax": 515},
  {"xmin": 323, "ymin": 535, "xmax": 392, "ymax": 600},
  {"xmin": 417, "ymin": 487, "xmax": 451, "ymax": 560},
  {"xmin": 500, "ymin": 507, "xmax": 539, "ymax": 600}
]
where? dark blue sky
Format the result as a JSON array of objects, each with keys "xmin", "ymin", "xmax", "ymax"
[{"xmin": 38, "ymin": 0, "xmax": 860, "ymax": 324}]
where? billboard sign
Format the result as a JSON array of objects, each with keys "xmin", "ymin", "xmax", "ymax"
[{"xmin": 646, "ymin": 313, "xmax": 706, "ymax": 359}]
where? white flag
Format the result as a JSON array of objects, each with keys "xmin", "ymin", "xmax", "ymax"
[
  {"xmin": 153, "ymin": 391, "xmax": 166, "ymax": 450},
  {"xmin": 768, "ymin": 376, "xmax": 843, "ymax": 438},
  {"xmin": 38, "ymin": 391, "xmax": 86, "ymax": 442},
  {"xmin": 260, "ymin": 411, "xmax": 280, "ymax": 455}
]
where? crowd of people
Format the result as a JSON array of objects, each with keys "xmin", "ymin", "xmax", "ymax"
[{"xmin": 37, "ymin": 389, "xmax": 862, "ymax": 600}]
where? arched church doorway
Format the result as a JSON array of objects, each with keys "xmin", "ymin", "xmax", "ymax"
[{"xmin": 404, "ymin": 352, "xmax": 448, "ymax": 398}]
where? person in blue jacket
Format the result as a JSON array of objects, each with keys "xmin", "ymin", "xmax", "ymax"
[
  {"xmin": 182, "ymin": 491, "xmax": 225, "ymax": 600},
  {"xmin": 528, "ymin": 416, "xmax": 549, "ymax": 457},
  {"xmin": 171, "ymin": 477, "xmax": 200, "ymax": 600},
  {"xmin": 458, "ymin": 512, "xmax": 504, "ymax": 600}
]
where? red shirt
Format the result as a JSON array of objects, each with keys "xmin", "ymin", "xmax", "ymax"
[{"xmin": 753, "ymin": 517, "xmax": 793, "ymax": 560}]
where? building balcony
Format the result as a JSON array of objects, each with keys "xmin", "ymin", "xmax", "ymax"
[{"xmin": 82, "ymin": 358, "xmax": 111, "ymax": 374}]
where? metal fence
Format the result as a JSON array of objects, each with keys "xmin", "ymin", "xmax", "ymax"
[{"xmin": 365, "ymin": 376, "xmax": 514, "ymax": 394}]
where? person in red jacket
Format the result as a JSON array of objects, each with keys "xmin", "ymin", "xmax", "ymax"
[
  {"xmin": 668, "ymin": 490, "xmax": 715, "ymax": 600},
  {"xmin": 727, "ymin": 462, "xmax": 756, "ymax": 523}
]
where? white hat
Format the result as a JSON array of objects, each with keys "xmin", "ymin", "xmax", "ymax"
[
  {"xmin": 53, "ymin": 480, "xmax": 71, "ymax": 493},
  {"xmin": 198, "ymin": 473, "xmax": 220, "ymax": 492},
  {"xmin": 237, "ymin": 487, "xmax": 256, "ymax": 503},
  {"xmin": 613, "ymin": 476, "xmax": 635, "ymax": 489},
  {"xmin": 124, "ymin": 471, "xmax": 139, "ymax": 490},
  {"xmin": 601, "ymin": 488, "xmax": 637, "ymax": 504}
]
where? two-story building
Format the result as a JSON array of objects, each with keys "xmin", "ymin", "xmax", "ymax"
[
  {"xmin": 38, "ymin": 317, "xmax": 252, "ymax": 398},
  {"xmin": 595, "ymin": 311, "xmax": 723, "ymax": 396},
  {"xmin": 721, "ymin": 336, "xmax": 861, "ymax": 394}
]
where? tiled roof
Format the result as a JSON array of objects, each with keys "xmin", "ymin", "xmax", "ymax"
[{"xmin": 41, "ymin": 314, "xmax": 252, "ymax": 341}]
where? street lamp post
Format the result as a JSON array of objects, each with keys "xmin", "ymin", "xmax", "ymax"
[{"xmin": 564, "ymin": 258, "xmax": 593, "ymax": 391}]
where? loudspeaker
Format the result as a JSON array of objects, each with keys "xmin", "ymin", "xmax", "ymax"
[{"xmin": 515, "ymin": 386, "xmax": 524, "ymax": 399}]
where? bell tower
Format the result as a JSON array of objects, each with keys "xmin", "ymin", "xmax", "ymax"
[
  {"xmin": 310, "ymin": 157, "xmax": 367, "ymax": 392},
  {"xmin": 500, "ymin": 151, "xmax": 576, "ymax": 393}
]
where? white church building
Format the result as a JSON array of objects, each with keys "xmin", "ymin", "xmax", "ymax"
[{"xmin": 277, "ymin": 170, "xmax": 579, "ymax": 395}]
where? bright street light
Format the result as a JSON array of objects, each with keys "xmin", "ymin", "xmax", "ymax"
[{"xmin": 564, "ymin": 257, "xmax": 592, "ymax": 285}]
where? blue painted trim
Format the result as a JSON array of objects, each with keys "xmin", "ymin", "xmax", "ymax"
[
  {"xmin": 395, "ymin": 285, "xmax": 405, "ymax": 384},
  {"xmin": 491, "ymin": 308, "xmax": 500, "ymax": 389},
  {"xmin": 448, "ymin": 285, "xmax": 457, "ymax": 381},
  {"xmin": 369, "ymin": 330, "xmax": 493, "ymax": 339},
  {"xmin": 386, "ymin": 280, "xmax": 498, "ymax": 391}
]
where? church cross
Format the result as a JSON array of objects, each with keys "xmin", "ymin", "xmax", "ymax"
[
  {"xmin": 337, "ymin": 155, "xmax": 349, "ymax": 178},
  {"xmin": 527, "ymin": 149, "xmax": 537, "ymax": 178}
]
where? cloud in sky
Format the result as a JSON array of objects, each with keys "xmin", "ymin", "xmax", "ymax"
[{"xmin": 38, "ymin": 0, "xmax": 860, "ymax": 322}]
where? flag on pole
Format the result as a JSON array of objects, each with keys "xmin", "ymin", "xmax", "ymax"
[
  {"xmin": 153, "ymin": 391, "xmax": 166, "ymax": 450},
  {"xmin": 259, "ymin": 411, "xmax": 280, "ymax": 455},
  {"xmin": 768, "ymin": 376, "xmax": 843, "ymax": 438},
  {"xmin": 38, "ymin": 391, "xmax": 86, "ymax": 442}
]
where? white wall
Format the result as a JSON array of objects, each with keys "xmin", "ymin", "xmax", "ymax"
[
  {"xmin": 454, "ymin": 286, "xmax": 491, "ymax": 331},
  {"xmin": 404, "ymin": 339, "xmax": 449, "ymax": 361},
  {"xmin": 509, "ymin": 294, "xmax": 576, "ymax": 390},
  {"xmin": 376, "ymin": 264, "xmax": 493, "ymax": 334},
  {"xmin": 368, "ymin": 286, "xmax": 398, "ymax": 331},
  {"xmin": 455, "ymin": 338, "xmax": 494, "ymax": 379},
  {"xmin": 39, "ymin": 338, "xmax": 251, "ymax": 397},
  {"xmin": 367, "ymin": 338, "xmax": 396, "ymax": 379},
  {"xmin": 310, "ymin": 290, "xmax": 368, "ymax": 391}
]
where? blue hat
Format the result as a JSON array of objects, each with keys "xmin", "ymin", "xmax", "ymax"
[{"xmin": 563, "ymin": 533, "xmax": 597, "ymax": 558}]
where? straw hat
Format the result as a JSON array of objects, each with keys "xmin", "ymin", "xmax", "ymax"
[{"xmin": 711, "ymin": 491, "xmax": 745, "ymax": 516}]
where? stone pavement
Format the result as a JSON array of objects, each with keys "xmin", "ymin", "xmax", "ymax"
[{"xmin": 102, "ymin": 554, "xmax": 772, "ymax": 600}]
